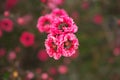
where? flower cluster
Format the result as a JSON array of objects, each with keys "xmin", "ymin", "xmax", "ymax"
[{"xmin": 37, "ymin": 8, "xmax": 79, "ymax": 60}]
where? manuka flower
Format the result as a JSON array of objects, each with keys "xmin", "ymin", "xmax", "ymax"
[
  {"xmin": 37, "ymin": 14, "xmax": 53, "ymax": 33},
  {"xmin": 20, "ymin": 32, "xmax": 35, "ymax": 47},
  {"xmin": 59, "ymin": 33, "xmax": 79, "ymax": 57},
  {"xmin": 45, "ymin": 34, "xmax": 62, "ymax": 60},
  {"xmin": 0, "ymin": 18, "xmax": 13, "ymax": 32},
  {"xmin": 50, "ymin": 16, "xmax": 78, "ymax": 34}
]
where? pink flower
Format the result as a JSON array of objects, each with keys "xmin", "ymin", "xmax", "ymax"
[
  {"xmin": 8, "ymin": 51, "xmax": 16, "ymax": 60},
  {"xmin": 51, "ymin": 8, "xmax": 68, "ymax": 17},
  {"xmin": 59, "ymin": 33, "xmax": 79, "ymax": 57},
  {"xmin": 51, "ymin": 16, "xmax": 78, "ymax": 34},
  {"xmin": 47, "ymin": 2, "xmax": 57, "ymax": 10},
  {"xmin": 81, "ymin": 1, "xmax": 89, "ymax": 10},
  {"xmin": 0, "ymin": 18, "xmax": 13, "ymax": 32},
  {"xmin": 47, "ymin": 0, "xmax": 64, "ymax": 9},
  {"xmin": 0, "ymin": 48, "xmax": 6, "ymax": 58},
  {"xmin": 49, "ymin": 0, "xmax": 64, "ymax": 5},
  {"xmin": 4, "ymin": 11, "xmax": 10, "ymax": 17},
  {"xmin": 37, "ymin": 14, "xmax": 53, "ymax": 33},
  {"xmin": 27, "ymin": 72, "xmax": 34, "ymax": 79},
  {"xmin": 93, "ymin": 14, "xmax": 103, "ymax": 24},
  {"xmin": 5, "ymin": 0, "xmax": 19, "ymax": 10},
  {"xmin": 58, "ymin": 65, "xmax": 68, "ymax": 74},
  {"xmin": 48, "ymin": 67, "xmax": 57, "ymax": 75},
  {"xmin": 37, "ymin": 49, "xmax": 49, "ymax": 62},
  {"xmin": 41, "ymin": 73, "xmax": 48, "ymax": 80},
  {"xmin": 20, "ymin": 32, "xmax": 35, "ymax": 47},
  {"xmin": 113, "ymin": 47, "xmax": 120, "ymax": 56},
  {"xmin": 17, "ymin": 14, "xmax": 33, "ymax": 26},
  {"xmin": 45, "ymin": 34, "xmax": 62, "ymax": 60}
]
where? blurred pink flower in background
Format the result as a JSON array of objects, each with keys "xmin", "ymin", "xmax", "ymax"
[
  {"xmin": 5, "ymin": 0, "xmax": 19, "ymax": 10},
  {"xmin": 4, "ymin": 11, "xmax": 10, "ymax": 17},
  {"xmin": 48, "ymin": 67, "xmax": 57, "ymax": 75},
  {"xmin": 37, "ymin": 14, "xmax": 53, "ymax": 33},
  {"xmin": 41, "ymin": 73, "xmax": 49, "ymax": 80},
  {"xmin": 113, "ymin": 47, "xmax": 120, "ymax": 56},
  {"xmin": 8, "ymin": 51, "xmax": 16, "ymax": 60},
  {"xmin": 47, "ymin": 0, "xmax": 64, "ymax": 9},
  {"xmin": 0, "ymin": 18, "xmax": 13, "ymax": 32},
  {"xmin": 37, "ymin": 49, "xmax": 49, "ymax": 62},
  {"xmin": 51, "ymin": 8, "xmax": 68, "ymax": 17},
  {"xmin": 26, "ymin": 72, "xmax": 34, "ymax": 79},
  {"xmin": 81, "ymin": 1, "xmax": 89, "ymax": 10},
  {"xmin": 17, "ymin": 14, "xmax": 33, "ymax": 26},
  {"xmin": 0, "ymin": 48, "xmax": 6, "ymax": 58},
  {"xmin": 58, "ymin": 65, "xmax": 68, "ymax": 74},
  {"xmin": 20, "ymin": 32, "xmax": 35, "ymax": 47},
  {"xmin": 93, "ymin": 14, "xmax": 103, "ymax": 25}
]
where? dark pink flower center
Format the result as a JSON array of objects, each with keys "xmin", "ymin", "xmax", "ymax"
[
  {"xmin": 51, "ymin": 42, "xmax": 57, "ymax": 51},
  {"xmin": 4, "ymin": 22, "xmax": 9, "ymax": 27},
  {"xmin": 26, "ymin": 36, "xmax": 30, "ymax": 41},
  {"xmin": 64, "ymin": 40, "xmax": 72, "ymax": 49},
  {"xmin": 43, "ymin": 19, "xmax": 50, "ymax": 26},
  {"xmin": 58, "ymin": 22, "xmax": 68, "ymax": 30}
]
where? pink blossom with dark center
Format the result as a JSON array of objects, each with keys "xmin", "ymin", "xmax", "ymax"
[
  {"xmin": 59, "ymin": 33, "xmax": 79, "ymax": 57},
  {"xmin": 37, "ymin": 14, "xmax": 53, "ymax": 33},
  {"xmin": 20, "ymin": 32, "xmax": 35, "ymax": 47},
  {"xmin": 45, "ymin": 34, "xmax": 62, "ymax": 60},
  {"xmin": 93, "ymin": 14, "xmax": 103, "ymax": 25},
  {"xmin": 0, "ymin": 18, "xmax": 13, "ymax": 32},
  {"xmin": 51, "ymin": 16, "xmax": 78, "ymax": 34},
  {"xmin": 51, "ymin": 8, "xmax": 68, "ymax": 17},
  {"xmin": 37, "ymin": 49, "xmax": 49, "ymax": 62}
]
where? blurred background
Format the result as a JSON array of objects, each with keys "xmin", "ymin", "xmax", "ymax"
[{"xmin": 0, "ymin": 0, "xmax": 120, "ymax": 80}]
